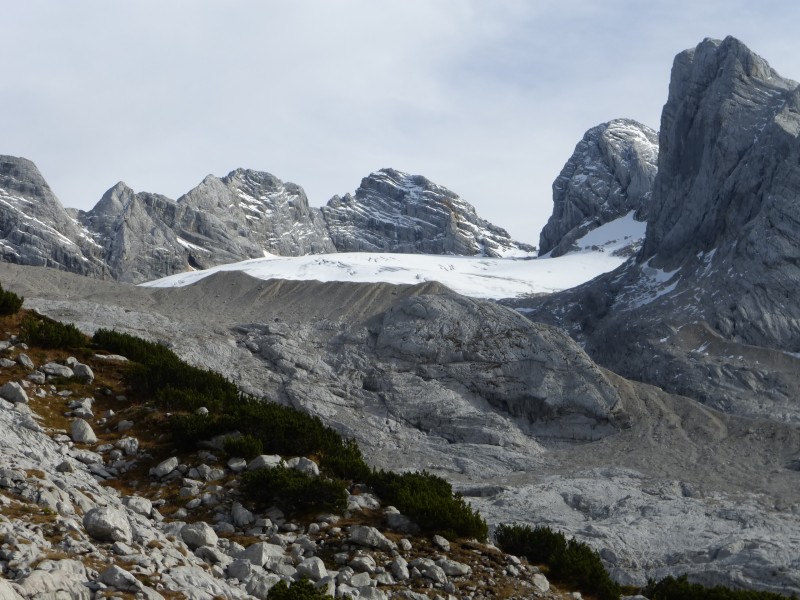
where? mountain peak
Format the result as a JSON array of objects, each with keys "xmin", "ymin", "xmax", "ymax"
[
  {"xmin": 323, "ymin": 167, "xmax": 534, "ymax": 257},
  {"xmin": 643, "ymin": 36, "xmax": 799, "ymax": 266},
  {"xmin": 538, "ymin": 118, "xmax": 658, "ymax": 257}
]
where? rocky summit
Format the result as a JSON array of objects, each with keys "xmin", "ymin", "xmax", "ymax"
[
  {"xmin": 0, "ymin": 162, "xmax": 533, "ymax": 284},
  {"xmin": 0, "ymin": 157, "xmax": 106, "ymax": 278},
  {"xmin": 538, "ymin": 119, "xmax": 658, "ymax": 258},
  {"xmin": 323, "ymin": 169, "xmax": 535, "ymax": 258},
  {"xmin": 514, "ymin": 36, "xmax": 800, "ymax": 423}
]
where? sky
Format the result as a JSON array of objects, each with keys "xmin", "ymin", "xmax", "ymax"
[{"xmin": 4, "ymin": 1, "xmax": 800, "ymax": 245}]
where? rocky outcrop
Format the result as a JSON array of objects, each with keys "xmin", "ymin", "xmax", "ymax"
[
  {"xmin": 176, "ymin": 168, "xmax": 336, "ymax": 259},
  {"xmin": 323, "ymin": 168, "xmax": 535, "ymax": 257},
  {"xmin": 80, "ymin": 169, "xmax": 336, "ymax": 283},
  {"xmin": 0, "ymin": 315, "xmax": 564, "ymax": 599},
  {"xmin": 0, "ymin": 156, "xmax": 106, "ymax": 277},
  {"xmin": 1, "ymin": 162, "xmax": 533, "ymax": 283},
  {"xmin": 514, "ymin": 37, "xmax": 800, "ymax": 423},
  {"xmin": 538, "ymin": 119, "xmax": 658, "ymax": 257}
]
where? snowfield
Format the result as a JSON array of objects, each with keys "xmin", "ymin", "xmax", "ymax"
[{"xmin": 143, "ymin": 213, "xmax": 646, "ymax": 299}]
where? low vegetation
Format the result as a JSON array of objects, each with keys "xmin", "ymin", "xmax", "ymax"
[
  {"xmin": 267, "ymin": 579, "xmax": 333, "ymax": 600},
  {"xmin": 20, "ymin": 314, "xmax": 86, "ymax": 349},
  {"xmin": 495, "ymin": 523, "xmax": 621, "ymax": 600},
  {"xmin": 241, "ymin": 466, "xmax": 348, "ymax": 516},
  {"xmin": 643, "ymin": 575, "xmax": 797, "ymax": 600},
  {"xmin": 370, "ymin": 470, "xmax": 488, "ymax": 541},
  {"xmin": 0, "ymin": 283, "xmax": 23, "ymax": 315}
]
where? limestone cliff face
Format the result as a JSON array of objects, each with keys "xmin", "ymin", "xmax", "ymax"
[
  {"xmin": 80, "ymin": 169, "xmax": 337, "ymax": 283},
  {"xmin": 176, "ymin": 169, "xmax": 336, "ymax": 259},
  {"xmin": 80, "ymin": 182, "xmax": 186, "ymax": 283},
  {"xmin": 323, "ymin": 169, "xmax": 535, "ymax": 257},
  {"xmin": 643, "ymin": 37, "xmax": 800, "ymax": 267},
  {"xmin": 515, "ymin": 37, "xmax": 800, "ymax": 423},
  {"xmin": 4, "ymin": 162, "xmax": 532, "ymax": 283},
  {"xmin": 640, "ymin": 36, "xmax": 800, "ymax": 349},
  {"xmin": 538, "ymin": 119, "xmax": 658, "ymax": 257},
  {"xmin": 0, "ymin": 156, "xmax": 106, "ymax": 277}
]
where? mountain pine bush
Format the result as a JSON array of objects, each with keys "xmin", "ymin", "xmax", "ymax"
[
  {"xmin": 20, "ymin": 314, "xmax": 86, "ymax": 349},
  {"xmin": 94, "ymin": 327, "xmax": 490, "ymax": 541},
  {"xmin": 267, "ymin": 578, "xmax": 333, "ymax": 600},
  {"xmin": 643, "ymin": 575, "xmax": 797, "ymax": 600},
  {"xmin": 0, "ymin": 283, "xmax": 23, "ymax": 315},
  {"xmin": 369, "ymin": 470, "xmax": 488, "ymax": 541},
  {"xmin": 241, "ymin": 466, "xmax": 347, "ymax": 516},
  {"xmin": 495, "ymin": 523, "xmax": 620, "ymax": 600}
]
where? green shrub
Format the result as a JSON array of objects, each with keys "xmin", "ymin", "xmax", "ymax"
[
  {"xmin": 92, "ymin": 328, "xmax": 178, "ymax": 364},
  {"xmin": 20, "ymin": 315, "xmax": 86, "ymax": 349},
  {"xmin": 224, "ymin": 434, "xmax": 263, "ymax": 460},
  {"xmin": 550, "ymin": 539, "xmax": 621, "ymax": 600},
  {"xmin": 643, "ymin": 575, "xmax": 795, "ymax": 600},
  {"xmin": 495, "ymin": 523, "xmax": 566, "ymax": 564},
  {"xmin": 93, "ymin": 328, "xmax": 238, "ymax": 401},
  {"xmin": 0, "ymin": 284, "xmax": 23, "ymax": 315},
  {"xmin": 170, "ymin": 412, "xmax": 239, "ymax": 451},
  {"xmin": 221, "ymin": 397, "xmax": 371, "ymax": 481},
  {"xmin": 368, "ymin": 470, "xmax": 488, "ymax": 541},
  {"xmin": 241, "ymin": 466, "xmax": 347, "ymax": 516},
  {"xmin": 267, "ymin": 578, "xmax": 333, "ymax": 600},
  {"xmin": 495, "ymin": 523, "xmax": 620, "ymax": 600},
  {"xmin": 156, "ymin": 386, "xmax": 224, "ymax": 412}
]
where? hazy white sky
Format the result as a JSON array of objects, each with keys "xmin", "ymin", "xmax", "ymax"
[{"xmin": 4, "ymin": 1, "xmax": 800, "ymax": 244}]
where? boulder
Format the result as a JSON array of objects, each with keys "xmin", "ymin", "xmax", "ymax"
[
  {"xmin": 115, "ymin": 436, "xmax": 139, "ymax": 456},
  {"xmin": 285, "ymin": 456, "xmax": 320, "ymax": 476},
  {"xmin": 245, "ymin": 572, "xmax": 282, "ymax": 600},
  {"xmin": 150, "ymin": 456, "xmax": 179, "ymax": 478},
  {"xmin": 390, "ymin": 556, "xmax": 409, "ymax": 580},
  {"xmin": 83, "ymin": 506, "xmax": 132, "ymax": 542},
  {"xmin": 246, "ymin": 454, "xmax": 283, "ymax": 471},
  {"xmin": 13, "ymin": 569, "xmax": 90, "ymax": 600},
  {"xmin": 432, "ymin": 534, "xmax": 450, "ymax": 552},
  {"xmin": 0, "ymin": 382, "xmax": 28, "ymax": 404},
  {"xmin": 296, "ymin": 556, "xmax": 328, "ymax": 581},
  {"xmin": 437, "ymin": 558, "xmax": 471, "ymax": 577},
  {"xmin": 100, "ymin": 565, "xmax": 141, "ymax": 592},
  {"xmin": 231, "ymin": 501, "xmax": 255, "ymax": 527},
  {"xmin": 70, "ymin": 419, "xmax": 97, "ymax": 444},
  {"xmin": 237, "ymin": 542, "xmax": 285, "ymax": 567},
  {"xmin": 72, "ymin": 363, "xmax": 94, "ymax": 384},
  {"xmin": 181, "ymin": 522, "xmax": 218, "ymax": 550},
  {"xmin": 123, "ymin": 495, "xmax": 152, "ymax": 517},
  {"xmin": 41, "ymin": 362, "xmax": 74, "ymax": 378},
  {"xmin": 532, "ymin": 572, "xmax": 550, "ymax": 592},
  {"xmin": 348, "ymin": 525, "xmax": 397, "ymax": 552},
  {"xmin": 16, "ymin": 353, "xmax": 34, "ymax": 370}
]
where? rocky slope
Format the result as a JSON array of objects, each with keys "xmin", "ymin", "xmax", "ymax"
[
  {"xmin": 2, "ymin": 262, "xmax": 798, "ymax": 595},
  {"xmin": 0, "ymin": 157, "xmax": 106, "ymax": 278},
  {"xmin": 538, "ymin": 119, "xmax": 658, "ymax": 258},
  {"xmin": 512, "ymin": 37, "xmax": 800, "ymax": 425},
  {"xmin": 0, "ymin": 161, "xmax": 532, "ymax": 284},
  {"xmin": 0, "ymin": 307, "xmax": 572, "ymax": 600},
  {"xmin": 323, "ymin": 169, "xmax": 535, "ymax": 257}
]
